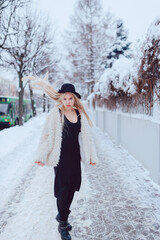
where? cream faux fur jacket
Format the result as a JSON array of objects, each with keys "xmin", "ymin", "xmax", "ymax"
[{"xmin": 34, "ymin": 107, "xmax": 98, "ymax": 166}]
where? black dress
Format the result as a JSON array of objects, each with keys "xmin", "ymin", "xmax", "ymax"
[{"xmin": 54, "ymin": 109, "xmax": 81, "ymax": 198}]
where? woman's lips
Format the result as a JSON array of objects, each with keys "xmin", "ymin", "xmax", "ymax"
[{"xmin": 66, "ymin": 105, "xmax": 70, "ymax": 107}]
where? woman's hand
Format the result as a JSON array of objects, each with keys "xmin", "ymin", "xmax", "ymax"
[
  {"xmin": 35, "ymin": 161, "xmax": 45, "ymax": 166},
  {"xmin": 90, "ymin": 162, "xmax": 96, "ymax": 166}
]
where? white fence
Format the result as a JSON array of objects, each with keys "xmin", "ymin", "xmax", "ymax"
[{"xmin": 90, "ymin": 107, "xmax": 160, "ymax": 185}]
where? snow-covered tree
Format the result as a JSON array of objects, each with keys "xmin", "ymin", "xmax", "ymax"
[{"xmin": 105, "ymin": 19, "xmax": 131, "ymax": 68}]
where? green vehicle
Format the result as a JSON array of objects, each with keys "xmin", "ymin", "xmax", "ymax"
[{"xmin": 0, "ymin": 96, "xmax": 33, "ymax": 129}]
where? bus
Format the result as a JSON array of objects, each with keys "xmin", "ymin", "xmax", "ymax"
[{"xmin": 0, "ymin": 96, "xmax": 33, "ymax": 129}]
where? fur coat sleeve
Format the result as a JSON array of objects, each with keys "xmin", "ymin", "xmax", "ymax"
[
  {"xmin": 33, "ymin": 109, "xmax": 53, "ymax": 165},
  {"xmin": 33, "ymin": 107, "xmax": 62, "ymax": 166},
  {"xmin": 79, "ymin": 113, "xmax": 98, "ymax": 164}
]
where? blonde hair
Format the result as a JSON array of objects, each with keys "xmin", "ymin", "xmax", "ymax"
[{"xmin": 22, "ymin": 73, "xmax": 93, "ymax": 127}]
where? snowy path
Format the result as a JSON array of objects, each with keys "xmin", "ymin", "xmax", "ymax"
[{"xmin": 0, "ymin": 114, "xmax": 160, "ymax": 239}]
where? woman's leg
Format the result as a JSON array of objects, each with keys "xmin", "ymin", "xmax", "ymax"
[
  {"xmin": 56, "ymin": 187, "xmax": 70, "ymax": 221},
  {"xmin": 66, "ymin": 188, "xmax": 75, "ymax": 218},
  {"xmin": 56, "ymin": 187, "xmax": 76, "ymax": 220}
]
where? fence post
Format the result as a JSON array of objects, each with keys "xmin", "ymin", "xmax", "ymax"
[
  {"xmin": 116, "ymin": 113, "xmax": 121, "ymax": 145},
  {"xmin": 103, "ymin": 109, "xmax": 106, "ymax": 132},
  {"xmin": 158, "ymin": 124, "xmax": 160, "ymax": 185},
  {"xmin": 103, "ymin": 104, "xmax": 106, "ymax": 132},
  {"xmin": 96, "ymin": 106, "xmax": 98, "ymax": 127}
]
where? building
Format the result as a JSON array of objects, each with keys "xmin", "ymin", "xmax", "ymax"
[{"xmin": 0, "ymin": 76, "xmax": 17, "ymax": 96}]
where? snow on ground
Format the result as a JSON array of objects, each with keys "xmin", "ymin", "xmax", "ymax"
[
  {"xmin": 0, "ymin": 111, "xmax": 160, "ymax": 239},
  {"xmin": 0, "ymin": 113, "xmax": 46, "ymax": 211}
]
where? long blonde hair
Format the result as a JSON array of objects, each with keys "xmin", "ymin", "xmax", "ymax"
[{"xmin": 22, "ymin": 73, "xmax": 93, "ymax": 127}]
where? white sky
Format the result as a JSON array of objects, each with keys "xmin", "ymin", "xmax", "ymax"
[{"xmin": 33, "ymin": 0, "xmax": 160, "ymax": 42}]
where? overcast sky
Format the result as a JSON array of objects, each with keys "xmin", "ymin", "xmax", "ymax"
[{"xmin": 33, "ymin": 0, "xmax": 160, "ymax": 42}]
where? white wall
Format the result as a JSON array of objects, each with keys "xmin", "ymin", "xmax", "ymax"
[{"xmin": 91, "ymin": 107, "xmax": 160, "ymax": 185}]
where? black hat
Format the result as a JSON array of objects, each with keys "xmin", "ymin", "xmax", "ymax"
[{"xmin": 58, "ymin": 83, "xmax": 81, "ymax": 99}]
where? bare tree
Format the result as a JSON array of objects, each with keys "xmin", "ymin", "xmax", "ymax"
[
  {"xmin": 0, "ymin": 0, "xmax": 29, "ymax": 51},
  {"xmin": 63, "ymin": 0, "xmax": 115, "ymax": 97},
  {"xmin": 1, "ymin": 10, "xmax": 57, "ymax": 125}
]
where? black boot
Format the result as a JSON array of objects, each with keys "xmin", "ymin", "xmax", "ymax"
[
  {"xmin": 56, "ymin": 214, "xmax": 72, "ymax": 231},
  {"xmin": 58, "ymin": 220, "xmax": 71, "ymax": 240}
]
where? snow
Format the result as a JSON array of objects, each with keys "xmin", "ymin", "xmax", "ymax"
[
  {"xmin": 0, "ymin": 111, "xmax": 160, "ymax": 239},
  {"xmin": 0, "ymin": 114, "xmax": 46, "ymax": 211}
]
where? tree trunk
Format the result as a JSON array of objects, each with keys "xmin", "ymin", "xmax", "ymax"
[
  {"xmin": 47, "ymin": 98, "xmax": 50, "ymax": 112},
  {"xmin": 43, "ymin": 93, "xmax": 46, "ymax": 112},
  {"xmin": 29, "ymin": 84, "xmax": 36, "ymax": 117},
  {"xmin": 18, "ymin": 74, "xmax": 24, "ymax": 126},
  {"xmin": 87, "ymin": 83, "xmax": 90, "ymax": 96}
]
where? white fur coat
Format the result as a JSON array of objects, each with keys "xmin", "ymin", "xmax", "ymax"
[{"xmin": 34, "ymin": 107, "xmax": 98, "ymax": 166}]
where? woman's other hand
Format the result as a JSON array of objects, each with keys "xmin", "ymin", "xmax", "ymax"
[
  {"xmin": 90, "ymin": 162, "xmax": 96, "ymax": 166},
  {"xmin": 35, "ymin": 161, "xmax": 45, "ymax": 166}
]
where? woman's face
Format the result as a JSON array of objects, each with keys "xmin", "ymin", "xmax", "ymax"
[{"xmin": 61, "ymin": 92, "xmax": 75, "ymax": 109}]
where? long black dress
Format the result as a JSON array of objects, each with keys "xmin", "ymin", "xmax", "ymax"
[{"xmin": 54, "ymin": 109, "xmax": 81, "ymax": 198}]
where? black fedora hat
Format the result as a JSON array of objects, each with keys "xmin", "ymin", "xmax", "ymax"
[{"xmin": 58, "ymin": 83, "xmax": 81, "ymax": 99}]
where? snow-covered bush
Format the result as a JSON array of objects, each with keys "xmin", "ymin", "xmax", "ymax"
[
  {"xmin": 93, "ymin": 17, "xmax": 160, "ymax": 114},
  {"xmin": 93, "ymin": 55, "xmax": 138, "ymax": 110},
  {"xmin": 135, "ymin": 17, "xmax": 160, "ymax": 114},
  {"xmin": 94, "ymin": 56, "xmax": 136, "ymax": 98}
]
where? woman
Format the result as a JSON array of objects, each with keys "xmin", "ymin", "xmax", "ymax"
[{"xmin": 23, "ymin": 75, "xmax": 98, "ymax": 240}]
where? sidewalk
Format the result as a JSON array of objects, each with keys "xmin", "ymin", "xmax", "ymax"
[{"xmin": 71, "ymin": 127, "xmax": 160, "ymax": 240}]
